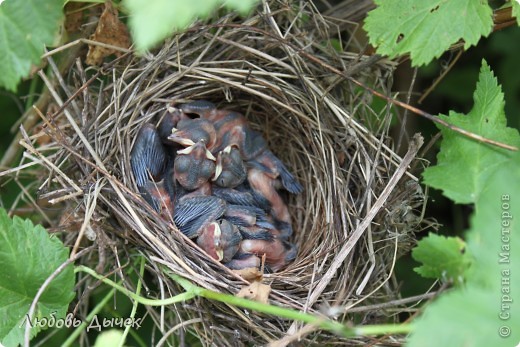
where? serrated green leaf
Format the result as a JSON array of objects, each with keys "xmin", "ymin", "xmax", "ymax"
[
  {"xmin": 408, "ymin": 287, "xmax": 515, "ymax": 347},
  {"xmin": 513, "ymin": 1, "xmax": 520, "ymax": 26},
  {"xmin": 364, "ymin": 0, "xmax": 493, "ymax": 66},
  {"xmin": 0, "ymin": 0, "xmax": 64, "ymax": 91},
  {"xmin": 0, "ymin": 209, "xmax": 75, "ymax": 346},
  {"xmin": 407, "ymin": 153, "xmax": 520, "ymax": 347},
  {"xmin": 124, "ymin": 0, "xmax": 259, "ymax": 52},
  {"xmin": 412, "ymin": 233, "xmax": 470, "ymax": 283},
  {"xmin": 422, "ymin": 60, "xmax": 520, "ymax": 204},
  {"xmin": 465, "ymin": 151, "xmax": 519, "ymax": 289}
]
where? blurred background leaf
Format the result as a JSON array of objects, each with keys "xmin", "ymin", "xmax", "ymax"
[
  {"xmin": 123, "ymin": 0, "xmax": 259, "ymax": 52},
  {"xmin": 0, "ymin": 0, "xmax": 63, "ymax": 91}
]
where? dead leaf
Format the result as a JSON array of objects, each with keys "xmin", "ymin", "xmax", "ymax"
[
  {"xmin": 231, "ymin": 254, "xmax": 266, "ymax": 280},
  {"xmin": 232, "ymin": 267, "xmax": 264, "ymax": 281},
  {"xmin": 236, "ymin": 281, "xmax": 271, "ymax": 304},
  {"xmin": 86, "ymin": 1, "xmax": 130, "ymax": 66},
  {"xmin": 65, "ymin": 2, "xmax": 87, "ymax": 33}
]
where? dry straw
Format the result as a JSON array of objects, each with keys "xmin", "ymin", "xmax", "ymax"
[{"xmin": 9, "ymin": 0, "xmax": 427, "ymax": 344}]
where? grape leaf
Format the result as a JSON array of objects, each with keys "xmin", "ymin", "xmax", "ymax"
[
  {"xmin": 123, "ymin": 0, "xmax": 259, "ymax": 52},
  {"xmin": 422, "ymin": 60, "xmax": 520, "ymax": 204},
  {"xmin": 412, "ymin": 233, "xmax": 470, "ymax": 284},
  {"xmin": 364, "ymin": 0, "xmax": 493, "ymax": 66},
  {"xmin": 0, "ymin": 208, "xmax": 75, "ymax": 346},
  {"xmin": 513, "ymin": 1, "xmax": 520, "ymax": 26},
  {"xmin": 464, "ymin": 153, "xmax": 519, "ymax": 290},
  {"xmin": 408, "ymin": 287, "xmax": 512, "ymax": 347},
  {"xmin": 407, "ymin": 152, "xmax": 520, "ymax": 347},
  {"xmin": 0, "ymin": 0, "xmax": 63, "ymax": 91}
]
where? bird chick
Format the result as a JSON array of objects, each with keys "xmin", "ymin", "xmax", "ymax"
[
  {"xmin": 174, "ymin": 140, "xmax": 216, "ymax": 190},
  {"xmin": 168, "ymin": 118, "xmax": 217, "ymax": 149},
  {"xmin": 239, "ymin": 236, "xmax": 297, "ymax": 272},
  {"xmin": 214, "ymin": 145, "xmax": 247, "ymax": 188},
  {"xmin": 197, "ymin": 219, "xmax": 242, "ymax": 262}
]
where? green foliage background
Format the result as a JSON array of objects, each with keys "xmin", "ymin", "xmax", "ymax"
[{"xmin": 0, "ymin": 0, "xmax": 519, "ymax": 346}]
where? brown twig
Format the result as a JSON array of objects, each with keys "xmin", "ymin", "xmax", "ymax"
[
  {"xmin": 0, "ymin": 40, "xmax": 86, "ymax": 170},
  {"xmin": 295, "ymin": 43, "xmax": 517, "ymax": 151},
  {"xmin": 200, "ymin": 23, "xmax": 518, "ymax": 152},
  {"xmin": 24, "ymin": 246, "xmax": 94, "ymax": 347},
  {"xmin": 418, "ymin": 49, "xmax": 463, "ymax": 104},
  {"xmin": 0, "ymin": 91, "xmax": 52, "ymax": 170},
  {"xmin": 493, "ymin": 6, "xmax": 517, "ymax": 32}
]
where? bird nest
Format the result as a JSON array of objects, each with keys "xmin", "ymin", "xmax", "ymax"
[{"xmin": 11, "ymin": 1, "xmax": 426, "ymax": 345}]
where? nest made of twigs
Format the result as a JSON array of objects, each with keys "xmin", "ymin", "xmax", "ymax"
[{"xmin": 11, "ymin": 1, "xmax": 426, "ymax": 345}]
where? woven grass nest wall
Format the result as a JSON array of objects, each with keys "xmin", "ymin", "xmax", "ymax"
[{"xmin": 15, "ymin": 1, "xmax": 426, "ymax": 345}]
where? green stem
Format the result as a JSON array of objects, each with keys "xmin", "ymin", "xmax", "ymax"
[
  {"xmin": 356, "ymin": 323, "xmax": 412, "ymax": 336},
  {"xmin": 170, "ymin": 273, "xmax": 412, "ymax": 337},
  {"xmin": 204, "ymin": 285, "xmax": 349, "ymax": 335},
  {"xmin": 118, "ymin": 258, "xmax": 146, "ymax": 347},
  {"xmin": 77, "ymin": 265, "xmax": 412, "ymax": 339},
  {"xmin": 170, "ymin": 273, "xmax": 352, "ymax": 336},
  {"xmin": 62, "ymin": 288, "xmax": 116, "ymax": 347},
  {"xmin": 75, "ymin": 265, "xmax": 196, "ymax": 305},
  {"xmin": 105, "ymin": 307, "xmax": 148, "ymax": 347}
]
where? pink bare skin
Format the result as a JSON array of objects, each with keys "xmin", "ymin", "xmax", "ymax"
[
  {"xmin": 141, "ymin": 180, "xmax": 174, "ymax": 221},
  {"xmin": 239, "ymin": 237, "xmax": 293, "ymax": 272},
  {"xmin": 247, "ymin": 168, "xmax": 291, "ymax": 225},
  {"xmin": 225, "ymin": 254, "xmax": 262, "ymax": 270}
]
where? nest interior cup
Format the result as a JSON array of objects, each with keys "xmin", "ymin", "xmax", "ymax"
[{"xmin": 22, "ymin": 1, "xmax": 426, "ymax": 344}]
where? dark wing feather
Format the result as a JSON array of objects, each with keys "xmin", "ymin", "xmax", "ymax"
[{"xmin": 130, "ymin": 124, "xmax": 167, "ymax": 187}]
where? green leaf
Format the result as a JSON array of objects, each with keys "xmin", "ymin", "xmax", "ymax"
[
  {"xmin": 422, "ymin": 60, "xmax": 520, "ymax": 204},
  {"xmin": 513, "ymin": 1, "xmax": 520, "ymax": 26},
  {"xmin": 412, "ymin": 233, "xmax": 470, "ymax": 284},
  {"xmin": 408, "ymin": 152, "xmax": 520, "ymax": 347},
  {"xmin": 0, "ymin": 208, "xmax": 75, "ymax": 346},
  {"xmin": 464, "ymin": 152, "xmax": 519, "ymax": 289},
  {"xmin": 364, "ymin": 0, "xmax": 493, "ymax": 66},
  {"xmin": 223, "ymin": 0, "xmax": 257, "ymax": 15},
  {"xmin": 408, "ymin": 287, "xmax": 513, "ymax": 347},
  {"xmin": 0, "ymin": 0, "xmax": 64, "ymax": 91},
  {"xmin": 94, "ymin": 329, "xmax": 125, "ymax": 347},
  {"xmin": 124, "ymin": 0, "xmax": 259, "ymax": 52}
]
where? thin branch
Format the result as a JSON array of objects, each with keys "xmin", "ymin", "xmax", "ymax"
[
  {"xmin": 200, "ymin": 23, "xmax": 518, "ymax": 152},
  {"xmin": 24, "ymin": 247, "xmax": 94, "ymax": 347},
  {"xmin": 418, "ymin": 49, "xmax": 463, "ymax": 104}
]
